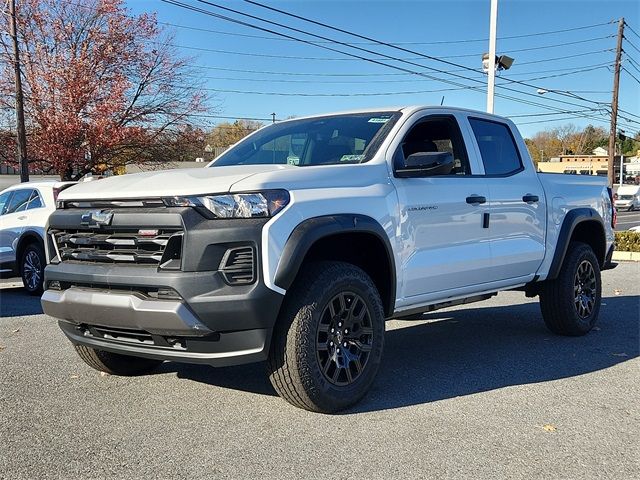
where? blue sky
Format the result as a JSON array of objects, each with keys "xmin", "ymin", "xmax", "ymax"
[{"xmin": 126, "ymin": 0, "xmax": 640, "ymax": 138}]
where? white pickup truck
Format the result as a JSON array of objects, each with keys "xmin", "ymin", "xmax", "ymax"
[{"xmin": 41, "ymin": 106, "xmax": 617, "ymax": 413}]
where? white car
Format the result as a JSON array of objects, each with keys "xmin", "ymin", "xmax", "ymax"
[
  {"xmin": 614, "ymin": 185, "xmax": 640, "ymax": 211},
  {"xmin": 0, "ymin": 181, "xmax": 74, "ymax": 293}
]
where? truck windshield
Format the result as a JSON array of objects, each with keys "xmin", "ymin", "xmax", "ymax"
[{"xmin": 211, "ymin": 112, "xmax": 401, "ymax": 167}]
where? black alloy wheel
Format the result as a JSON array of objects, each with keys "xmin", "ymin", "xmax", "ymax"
[
  {"xmin": 316, "ymin": 292, "xmax": 374, "ymax": 387},
  {"xmin": 21, "ymin": 243, "xmax": 45, "ymax": 295},
  {"xmin": 574, "ymin": 259, "xmax": 597, "ymax": 319}
]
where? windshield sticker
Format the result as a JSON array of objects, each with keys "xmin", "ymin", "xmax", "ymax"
[
  {"xmin": 368, "ymin": 117, "xmax": 390, "ymax": 123},
  {"xmin": 340, "ymin": 155, "xmax": 364, "ymax": 162}
]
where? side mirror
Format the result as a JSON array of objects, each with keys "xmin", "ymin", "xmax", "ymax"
[{"xmin": 395, "ymin": 151, "xmax": 454, "ymax": 178}]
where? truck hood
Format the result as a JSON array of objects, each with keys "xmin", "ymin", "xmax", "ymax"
[{"xmin": 59, "ymin": 165, "xmax": 294, "ymax": 200}]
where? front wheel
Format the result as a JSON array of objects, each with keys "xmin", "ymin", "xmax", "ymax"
[
  {"xmin": 539, "ymin": 241, "xmax": 602, "ymax": 336},
  {"xmin": 267, "ymin": 261, "xmax": 385, "ymax": 413},
  {"xmin": 21, "ymin": 242, "xmax": 45, "ymax": 295}
]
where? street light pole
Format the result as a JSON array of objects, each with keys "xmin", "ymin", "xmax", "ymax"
[
  {"xmin": 8, "ymin": 0, "xmax": 29, "ymax": 182},
  {"xmin": 486, "ymin": 0, "xmax": 498, "ymax": 113}
]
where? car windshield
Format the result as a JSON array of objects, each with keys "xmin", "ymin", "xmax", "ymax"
[{"xmin": 211, "ymin": 112, "xmax": 401, "ymax": 167}]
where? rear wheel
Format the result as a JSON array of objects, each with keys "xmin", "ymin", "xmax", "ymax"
[
  {"xmin": 539, "ymin": 241, "xmax": 601, "ymax": 336},
  {"xmin": 267, "ymin": 261, "xmax": 385, "ymax": 413},
  {"xmin": 74, "ymin": 345, "xmax": 163, "ymax": 376},
  {"xmin": 21, "ymin": 242, "xmax": 45, "ymax": 295}
]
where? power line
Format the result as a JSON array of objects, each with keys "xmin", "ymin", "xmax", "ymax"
[
  {"xmin": 165, "ymin": 83, "xmax": 475, "ymax": 97},
  {"xmin": 179, "ymin": 63, "xmax": 611, "ymax": 86},
  {"xmin": 506, "ymin": 108, "xmax": 606, "ymax": 119},
  {"xmin": 237, "ymin": 0, "xmax": 610, "ymax": 107},
  {"xmin": 160, "ymin": 18, "xmax": 615, "ymax": 46},
  {"xmin": 163, "ymin": 0, "xmax": 611, "ymax": 120},
  {"xmin": 160, "ymin": 35, "xmax": 614, "ymax": 62},
  {"xmin": 624, "ymin": 22, "xmax": 640, "ymax": 41},
  {"xmin": 622, "ymin": 67, "xmax": 640, "ymax": 85},
  {"xmin": 177, "ymin": 0, "xmax": 619, "ymax": 128},
  {"xmin": 625, "ymin": 57, "xmax": 640, "ymax": 74},
  {"xmin": 515, "ymin": 49, "xmax": 615, "ymax": 66},
  {"xmin": 185, "ymin": 113, "xmax": 274, "ymax": 121},
  {"xmin": 444, "ymin": 35, "xmax": 615, "ymax": 59},
  {"xmin": 624, "ymin": 37, "xmax": 640, "ymax": 56},
  {"xmin": 186, "ymin": 58, "xmax": 609, "ymax": 79}
]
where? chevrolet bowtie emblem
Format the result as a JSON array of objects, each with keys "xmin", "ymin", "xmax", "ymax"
[{"xmin": 81, "ymin": 210, "xmax": 114, "ymax": 228}]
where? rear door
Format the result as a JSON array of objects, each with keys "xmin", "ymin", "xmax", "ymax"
[
  {"xmin": 467, "ymin": 117, "xmax": 546, "ymax": 282},
  {"xmin": 389, "ymin": 113, "xmax": 492, "ymax": 302}
]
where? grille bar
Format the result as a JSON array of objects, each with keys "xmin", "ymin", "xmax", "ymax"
[{"xmin": 53, "ymin": 228, "xmax": 181, "ymax": 266}]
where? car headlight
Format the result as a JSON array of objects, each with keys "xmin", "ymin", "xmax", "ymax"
[{"xmin": 163, "ymin": 190, "xmax": 290, "ymax": 218}]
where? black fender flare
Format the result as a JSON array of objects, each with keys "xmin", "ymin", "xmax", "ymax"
[
  {"xmin": 274, "ymin": 214, "xmax": 396, "ymax": 315},
  {"xmin": 547, "ymin": 207, "xmax": 605, "ymax": 280}
]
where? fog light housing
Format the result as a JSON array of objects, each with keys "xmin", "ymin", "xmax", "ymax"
[{"xmin": 48, "ymin": 281, "xmax": 61, "ymax": 290}]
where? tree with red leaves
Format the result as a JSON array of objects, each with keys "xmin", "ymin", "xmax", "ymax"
[{"xmin": 0, "ymin": 0, "xmax": 208, "ymax": 179}]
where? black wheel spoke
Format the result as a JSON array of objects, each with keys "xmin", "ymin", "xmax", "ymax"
[
  {"xmin": 316, "ymin": 291, "xmax": 374, "ymax": 387},
  {"xmin": 573, "ymin": 259, "xmax": 597, "ymax": 319}
]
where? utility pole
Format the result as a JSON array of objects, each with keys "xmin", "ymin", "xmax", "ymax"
[
  {"xmin": 486, "ymin": 0, "xmax": 498, "ymax": 113},
  {"xmin": 271, "ymin": 112, "xmax": 276, "ymax": 124},
  {"xmin": 8, "ymin": 0, "xmax": 29, "ymax": 182},
  {"xmin": 607, "ymin": 17, "xmax": 624, "ymax": 188}
]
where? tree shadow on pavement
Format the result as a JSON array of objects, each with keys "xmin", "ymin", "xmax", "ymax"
[
  {"xmin": 0, "ymin": 287, "xmax": 43, "ymax": 317},
  {"xmin": 162, "ymin": 294, "xmax": 639, "ymax": 410}
]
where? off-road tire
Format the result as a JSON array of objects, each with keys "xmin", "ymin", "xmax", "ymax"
[
  {"xmin": 74, "ymin": 345, "xmax": 163, "ymax": 376},
  {"xmin": 20, "ymin": 242, "xmax": 45, "ymax": 295},
  {"xmin": 267, "ymin": 261, "xmax": 385, "ymax": 413},
  {"xmin": 539, "ymin": 241, "xmax": 602, "ymax": 336}
]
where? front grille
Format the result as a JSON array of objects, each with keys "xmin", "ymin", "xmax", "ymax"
[
  {"xmin": 219, "ymin": 246, "xmax": 256, "ymax": 285},
  {"xmin": 52, "ymin": 228, "xmax": 182, "ymax": 266}
]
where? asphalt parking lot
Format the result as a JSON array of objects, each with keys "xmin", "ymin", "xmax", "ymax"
[
  {"xmin": 0, "ymin": 264, "xmax": 638, "ymax": 480},
  {"xmin": 616, "ymin": 208, "xmax": 640, "ymax": 231}
]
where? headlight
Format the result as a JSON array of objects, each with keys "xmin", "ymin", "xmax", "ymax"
[{"xmin": 163, "ymin": 190, "xmax": 290, "ymax": 218}]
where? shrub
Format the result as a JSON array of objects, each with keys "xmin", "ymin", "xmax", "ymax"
[{"xmin": 615, "ymin": 231, "xmax": 640, "ymax": 252}]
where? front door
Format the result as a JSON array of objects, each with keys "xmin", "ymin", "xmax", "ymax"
[{"xmin": 391, "ymin": 114, "xmax": 492, "ymax": 302}]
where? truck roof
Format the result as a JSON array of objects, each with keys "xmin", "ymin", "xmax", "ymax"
[{"xmin": 276, "ymin": 105, "xmax": 510, "ymax": 124}]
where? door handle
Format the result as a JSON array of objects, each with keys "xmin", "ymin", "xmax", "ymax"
[
  {"xmin": 522, "ymin": 194, "xmax": 539, "ymax": 204},
  {"xmin": 466, "ymin": 195, "xmax": 486, "ymax": 205},
  {"xmin": 18, "ymin": 215, "xmax": 27, "ymax": 220}
]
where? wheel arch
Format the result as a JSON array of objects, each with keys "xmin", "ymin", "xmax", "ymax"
[
  {"xmin": 547, "ymin": 208, "xmax": 606, "ymax": 280},
  {"xmin": 16, "ymin": 230, "xmax": 45, "ymax": 272},
  {"xmin": 274, "ymin": 215, "xmax": 396, "ymax": 317}
]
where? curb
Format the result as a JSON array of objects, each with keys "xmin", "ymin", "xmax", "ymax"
[{"xmin": 612, "ymin": 251, "xmax": 640, "ymax": 262}]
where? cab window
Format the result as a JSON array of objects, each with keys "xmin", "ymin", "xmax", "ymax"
[
  {"xmin": 395, "ymin": 115, "xmax": 470, "ymax": 175},
  {"xmin": 469, "ymin": 118, "xmax": 523, "ymax": 176}
]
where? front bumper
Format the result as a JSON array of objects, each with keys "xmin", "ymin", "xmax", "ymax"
[{"xmin": 42, "ymin": 209, "xmax": 284, "ymax": 366}]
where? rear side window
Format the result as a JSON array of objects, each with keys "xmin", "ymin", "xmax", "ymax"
[
  {"xmin": 5, "ymin": 189, "xmax": 33, "ymax": 213},
  {"xmin": 469, "ymin": 118, "xmax": 522, "ymax": 176},
  {"xmin": 27, "ymin": 190, "xmax": 43, "ymax": 209}
]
